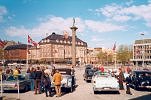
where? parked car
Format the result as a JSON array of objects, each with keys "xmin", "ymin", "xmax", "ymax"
[
  {"xmin": 2, "ymin": 74, "xmax": 31, "ymax": 92},
  {"xmin": 83, "ymin": 64, "xmax": 95, "ymax": 82},
  {"xmin": 128, "ymin": 70, "xmax": 151, "ymax": 90},
  {"xmin": 92, "ymin": 71, "xmax": 119, "ymax": 94},
  {"xmin": 52, "ymin": 68, "xmax": 76, "ymax": 92}
]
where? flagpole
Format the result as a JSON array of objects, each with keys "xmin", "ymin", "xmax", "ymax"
[
  {"xmin": 114, "ymin": 52, "xmax": 117, "ymax": 69},
  {"xmin": 26, "ymin": 34, "xmax": 29, "ymax": 71}
]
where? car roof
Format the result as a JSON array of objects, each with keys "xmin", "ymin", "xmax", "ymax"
[{"xmin": 133, "ymin": 70, "xmax": 151, "ymax": 73}]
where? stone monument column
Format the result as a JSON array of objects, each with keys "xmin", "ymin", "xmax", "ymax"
[{"xmin": 70, "ymin": 18, "xmax": 78, "ymax": 67}]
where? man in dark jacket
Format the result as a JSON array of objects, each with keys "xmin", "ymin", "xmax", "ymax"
[
  {"xmin": 118, "ymin": 68, "xmax": 125, "ymax": 90},
  {"xmin": 35, "ymin": 67, "xmax": 42, "ymax": 94},
  {"xmin": 125, "ymin": 74, "xmax": 132, "ymax": 95},
  {"xmin": 43, "ymin": 73, "xmax": 52, "ymax": 97}
]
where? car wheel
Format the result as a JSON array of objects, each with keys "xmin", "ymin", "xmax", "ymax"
[
  {"xmin": 94, "ymin": 91, "xmax": 97, "ymax": 94},
  {"xmin": 24, "ymin": 85, "xmax": 29, "ymax": 92},
  {"xmin": 134, "ymin": 85, "xmax": 138, "ymax": 90},
  {"xmin": 70, "ymin": 87, "xmax": 73, "ymax": 92}
]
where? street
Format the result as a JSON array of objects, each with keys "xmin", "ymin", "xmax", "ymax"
[{"xmin": 2, "ymin": 67, "xmax": 151, "ymax": 100}]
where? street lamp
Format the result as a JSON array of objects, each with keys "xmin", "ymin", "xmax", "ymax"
[{"xmin": 141, "ymin": 33, "xmax": 145, "ymax": 67}]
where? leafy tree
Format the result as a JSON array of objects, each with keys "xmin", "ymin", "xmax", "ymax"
[
  {"xmin": 97, "ymin": 51, "xmax": 113, "ymax": 65},
  {"xmin": 116, "ymin": 45, "xmax": 133, "ymax": 65}
]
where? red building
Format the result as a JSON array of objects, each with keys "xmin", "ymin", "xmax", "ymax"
[{"xmin": 4, "ymin": 44, "xmax": 28, "ymax": 63}]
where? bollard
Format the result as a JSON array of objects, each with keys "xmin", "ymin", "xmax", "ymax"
[
  {"xmin": 0, "ymin": 73, "xmax": 3, "ymax": 100},
  {"xmin": 17, "ymin": 76, "xmax": 20, "ymax": 100}
]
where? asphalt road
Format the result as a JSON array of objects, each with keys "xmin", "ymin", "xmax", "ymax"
[{"xmin": 2, "ymin": 67, "xmax": 151, "ymax": 100}]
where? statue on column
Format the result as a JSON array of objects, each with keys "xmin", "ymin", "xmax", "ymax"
[{"xmin": 73, "ymin": 18, "xmax": 75, "ymax": 26}]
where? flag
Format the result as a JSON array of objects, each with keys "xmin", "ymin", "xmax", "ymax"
[
  {"xmin": 28, "ymin": 35, "xmax": 38, "ymax": 46},
  {"xmin": 0, "ymin": 39, "xmax": 5, "ymax": 47},
  {"xmin": 112, "ymin": 42, "xmax": 116, "ymax": 51}
]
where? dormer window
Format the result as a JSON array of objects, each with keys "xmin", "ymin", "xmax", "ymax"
[
  {"xmin": 78, "ymin": 42, "xmax": 80, "ymax": 45},
  {"xmin": 60, "ymin": 40, "xmax": 62, "ymax": 43},
  {"xmin": 56, "ymin": 40, "xmax": 59, "ymax": 43},
  {"xmin": 44, "ymin": 40, "xmax": 47, "ymax": 43},
  {"xmin": 47, "ymin": 39, "xmax": 50, "ymax": 42}
]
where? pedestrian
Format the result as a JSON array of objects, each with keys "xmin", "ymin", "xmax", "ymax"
[
  {"xmin": 40, "ymin": 66, "xmax": 45, "ymax": 93},
  {"xmin": 99, "ymin": 65, "xmax": 104, "ymax": 72},
  {"xmin": 125, "ymin": 74, "xmax": 132, "ymax": 95},
  {"xmin": 5, "ymin": 67, "xmax": 11, "ymax": 78},
  {"xmin": 43, "ymin": 73, "xmax": 52, "ymax": 97},
  {"xmin": 13, "ymin": 67, "xmax": 19, "ymax": 77},
  {"xmin": 126, "ymin": 66, "xmax": 131, "ymax": 74},
  {"xmin": 29, "ymin": 67, "xmax": 36, "ymax": 91},
  {"xmin": 34, "ymin": 67, "xmax": 42, "ymax": 94},
  {"xmin": 44, "ymin": 66, "xmax": 51, "ymax": 76},
  {"xmin": 53, "ymin": 70, "xmax": 63, "ymax": 97},
  {"xmin": 118, "ymin": 68, "xmax": 125, "ymax": 90}
]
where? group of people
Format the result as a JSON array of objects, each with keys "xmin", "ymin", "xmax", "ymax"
[
  {"xmin": 27, "ymin": 67, "xmax": 62, "ymax": 97},
  {"xmin": 117, "ymin": 67, "xmax": 132, "ymax": 95},
  {"xmin": 26, "ymin": 66, "xmax": 63, "ymax": 97},
  {"xmin": 92, "ymin": 64, "xmax": 133, "ymax": 95}
]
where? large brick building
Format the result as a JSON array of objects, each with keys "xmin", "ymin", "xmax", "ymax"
[{"xmin": 4, "ymin": 44, "xmax": 28, "ymax": 63}]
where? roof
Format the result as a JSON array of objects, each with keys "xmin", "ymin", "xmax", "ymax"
[
  {"xmin": 39, "ymin": 32, "xmax": 87, "ymax": 46},
  {"xmin": 4, "ymin": 44, "xmax": 29, "ymax": 50},
  {"xmin": 0, "ymin": 39, "xmax": 7, "ymax": 48}
]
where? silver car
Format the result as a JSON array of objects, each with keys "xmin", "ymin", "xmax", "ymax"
[{"xmin": 52, "ymin": 68, "xmax": 76, "ymax": 92}]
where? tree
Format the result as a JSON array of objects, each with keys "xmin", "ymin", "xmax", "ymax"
[{"xmin": 116, "ymin": 45, "xmax": 133, "ymax": 65}]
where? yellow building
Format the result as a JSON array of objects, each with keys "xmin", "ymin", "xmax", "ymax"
[{"xmin": 28, "ymin": 32, "xmax": 87, "ymax": 64}]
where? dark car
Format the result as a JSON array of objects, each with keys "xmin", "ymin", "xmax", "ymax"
[
  {"xmin": 83, "ymin": 65, "xmax": 95, "ymax": 82},
  {"xmin": 128, "ymin": 70, "xmax": 151, "ymax": 90},
  {"xmin": 2, "ymin": 74, "xmax": 31, "ymax": 92},
  {"xmin": 52, "ymin": 68, "xmax": 76, "ymax": 92}
]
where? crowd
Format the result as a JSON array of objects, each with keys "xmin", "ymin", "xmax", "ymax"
[{"xmin": 0, "ymin": 65, "xmax": 63, "ymax": 97}]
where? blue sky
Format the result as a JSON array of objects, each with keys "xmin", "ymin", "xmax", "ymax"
[{"xmin": 0, "ymin": 0, "xmax": 151, "ymax": 48}]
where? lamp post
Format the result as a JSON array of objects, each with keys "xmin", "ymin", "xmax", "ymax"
[
  {"xmin": 141, "ymin": 33, "xmax": 145, "ymax": 67},
  {"xmin": 70, "ymin": 18, "xmax": 78, "ymax": 67}
]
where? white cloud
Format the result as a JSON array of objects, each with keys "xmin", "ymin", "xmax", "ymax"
[
  {"xmin": 5, "ymin": 16, "xmax": 125, "ymax": 38},
  {"xmin": 0, "ymin": 6, "xmax": 7, "ymax": 22},
  {"xmin": 5, "ymin": 26, "xmax": 29, "ymax": 37},
  {"xmin": 95, "ymin": 3, "xmax": 151, "ymax": 24},
  {"xmin": 85, "ymin": 20, "xmax": 125, "ymax": 32},
  {"xmin": 5, "ymin": 16, "xmax": 86, "ymax": 38}
]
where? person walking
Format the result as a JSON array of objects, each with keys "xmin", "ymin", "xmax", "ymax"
[
  {"xmin": 34, "ymin": 67, "xmax": 42, "ymax": 94},
  {"xmin": 125, "ymin": 75, "xmax": 132, "ymax": 95},
  {"xmin": 118, "ymin": 68, "xmax": 125, "ymax": 90},
  {"xmin": 53, "ymin": 70, "xmax": 62, "ymax": 97},
  {"xmin": 43, "ymin": 73, "xmax": 52, "ymax": 97}
]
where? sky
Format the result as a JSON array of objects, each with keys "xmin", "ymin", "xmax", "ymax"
[{"xmin": 0, "ymin": 0, "xmax": 151, "ymax": 49}]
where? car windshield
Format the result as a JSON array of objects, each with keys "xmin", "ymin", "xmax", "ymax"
[
  {"xmin": 137, "ymin": 72, "xmax": 151, "ymax": 78},
  {"xmin": 6, "ymin": 75, "xmax": 25, "ymax": 81},
  {"xmin": 94, "ymin": 71, "xmax": 110, "ymax": 77},
  {"xmin": 86, "ymin": 69, "xmax": 94, "ymax": 75}
]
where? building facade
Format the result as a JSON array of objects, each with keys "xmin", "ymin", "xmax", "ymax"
[
  {"xmin": 131, "ymin": 39, "xmax": 151, "ymax": 66},
  {"xmin": 4, "ymin": 44, "xmax": 28, "ymax": 63},
  {"xmin": 28, "ymin": 32, "xmax": 87, "ymax": 64}
]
